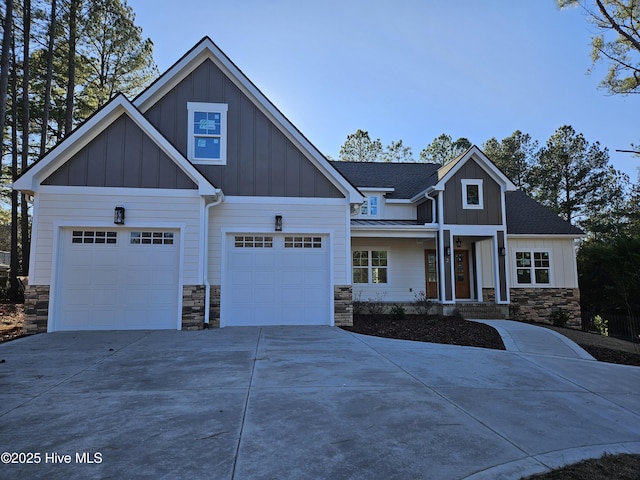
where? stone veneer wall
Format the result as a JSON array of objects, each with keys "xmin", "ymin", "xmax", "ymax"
[
  {"xmin": 24, "ymin": 285, "xmax": 50, "ymax": 334},
  {"xmin": 182, "ymin": 285, "xmax": 206, "ymax": 330},
  {"xmin": 208, "ymin": 285, "xmax": 221, "ymax": 328},
  {"xmin": 334, "ymin": 285, "xmax": 353, "ymax": 326},
  {"xmin": 509, "ymin": 288, "xmax": 581, "ymax": 327}
]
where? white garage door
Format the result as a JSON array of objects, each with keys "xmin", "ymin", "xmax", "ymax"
[
  {"xmin": 54, "ymin": 228, "xmax": 180, "ymax": 331},
  {"xmin": 224, "ymin": 234, "xmax": 330, "ymax": 326}
]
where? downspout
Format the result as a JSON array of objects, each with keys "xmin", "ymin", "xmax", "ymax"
[{"xmin": 203, "ymin": 189, "xmax": 224, "ymax": 326}]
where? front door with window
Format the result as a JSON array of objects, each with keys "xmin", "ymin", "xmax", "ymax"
[
  {"xmin": 424, "ymin": 250, "xmax": 438, "ymax": 299},
  {"xmin": 454, "ymin": 249, "xmax": 471, "ymax": 299}
]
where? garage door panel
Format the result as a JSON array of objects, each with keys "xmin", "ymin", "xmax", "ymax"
[
  {"xmin": 224, "ymin": 234, "xmax": 330, "ymax": 326},
  {"xmin": 56, "ymin": 228, "xmax": 180, "ymax": 331}
]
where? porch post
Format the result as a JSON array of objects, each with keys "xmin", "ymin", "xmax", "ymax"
[
  {"xmin": 442, "ymin": 229, "xmax": 453, "ymax": 302},
  {"xmin": 494, "ymin": 230, "xmax": 508, "ymax": 303}
]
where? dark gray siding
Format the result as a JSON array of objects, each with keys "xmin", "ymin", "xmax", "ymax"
[
  {"xmin": 497, "ymin": 230, "xmax": 507, "ymax": 301},
  {"xmin": 144, "ymin": 60, "xmax": 343, "ymax": 198},
  {"xmin": 43, "ymin": 114, "xmax": 197, "ymax": 189},
  {"xmin": 417, "ymin": 197, "xmax": 435, "ymax": 223},
  {"xmin": 443, "ymin": 159, "xmax": 502, "ymax": 225}
]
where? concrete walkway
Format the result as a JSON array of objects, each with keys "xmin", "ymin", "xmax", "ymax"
[{"xmin": 1, "ymin": 324, "xmax": 639, "ymax": 479}]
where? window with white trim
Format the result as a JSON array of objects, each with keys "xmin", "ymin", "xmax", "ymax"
[
  {"xmin": 360, "ymin": 196, "xmax": 379, "ymax": 217},
  {"xmin": 187, "ymin": 102, "xmax": 228, "ymax": 164},
  {"xmin": 353, "ymin": 250, "xmax": 388, "ymax": 284},
  {"xmin": 515, "ymin": 251, "xmax": 550, "ymax": 285},
  {"xmin": 461, "ymin": 179, "xmax": 483, "ymax": 209}
]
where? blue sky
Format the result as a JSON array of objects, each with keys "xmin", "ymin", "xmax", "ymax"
[{"xmin": 126, "ymin": 0, "xmax": 638, "ymax": 179}]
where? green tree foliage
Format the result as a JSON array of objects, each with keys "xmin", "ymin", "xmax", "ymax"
[
  {"xmin": 338, "ymin": 129, "xmax": 382, "ymax": 162},
  {"xmin": 420, "ymin": 133, "xmax": 471, "ymax": 165},
  {"xmin": 578, "ymin": 235, "xmax": 640, "ymax": 315},
  {"xmin": 529, "ymin": 125, "xmax": 610, "ymax": 226},
  {"xmin": 382, "ymin": 139, "xmax": 413, "ymax": 162},
  {"xmin": 558, "ymin": 0, "xmax": 640, "ymax": 95},
  {"xmin": 482, "ymin": 130, "xmax": 538, "ymax": 190}
]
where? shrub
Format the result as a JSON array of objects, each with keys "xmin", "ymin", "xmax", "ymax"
[
  {"xmin": 390, "ymin": 304, "xmax": 406, "ymax": 320},
  {"xmin": 593, "ymin": 314, "xmax": 609, "ymax": 336},
  {"xmin": 352, "ymin": 290, "xmax": 364, "ymax": 316},
  {"xmin": 413, "ymin": 290, "xmax": 432, "ymax": 316},
  {"xmin": 366, "ymin": 292, "xmax": 386, "ymax": 316},
  {"xmin": 550, "ymin": 308, "xmax": 569, "ymax": 327}
]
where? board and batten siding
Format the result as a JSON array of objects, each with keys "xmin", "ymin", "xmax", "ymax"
[
  {"xmin": 42, "ymin": 114, "xmax": 197, "ymax": 190},
  {"xmin": 30, "ymin": 191, "xmax": 202, "ymax": 285},
  {"xmin": 351, "ymin": 238, "xmax": 435, "ymax": 303},
  {"xmin": 207, "ymin": 200, "xmax": 349, "ymax": 285},
  {"xmin": 443, "ymin": 159, "xmax": 502, "ymax": 225},
  {"xmin": 478, "ymin": 237, "xmax": 578, "ymax": 288},
  {"xmin": 143, "ymin": 60, "xmax": 343, "ymax": 199}
]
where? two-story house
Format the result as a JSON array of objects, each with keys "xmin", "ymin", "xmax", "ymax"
[{"xmin": 14, "ymin": 37, "xmax": 583, "ymax": 333}]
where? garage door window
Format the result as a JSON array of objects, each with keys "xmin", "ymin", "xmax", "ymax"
[
  {"xmin": 72, "ymin": 231, "xmax": 117, "ymax": 244},
  {"xmin": 234, "ymin": 236, "xmax": 273, "ymax": 248},
  {"xmin": 130, "ymin": 231, "xmax": 174, "ymax": 245},
  {"xmin": 284, "ymin": 236, "xmax": 322, "ymax": 248}
]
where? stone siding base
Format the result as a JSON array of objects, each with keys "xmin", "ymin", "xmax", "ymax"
[
  {"xmin": 182, "ymin": 285, "xmax": 206, "ymax": 330},
  {"xmin": 509, "ymin": 287, "xmax": 581, "ymax": 327},
  {"xmin": 24, "ymin": 285, "xmax": 50, "ymax": 334},
  {"xmin": 334, "ymin": 285, "xmax": 353, "ymax": 326},
  {"xmin": 208, "ymin": 285, "xmax": 221, "ymax": 328}
]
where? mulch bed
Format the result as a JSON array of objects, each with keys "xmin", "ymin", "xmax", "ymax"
[
  {"xmin": 341, "ymin": 314, "xmax": 506, "ymax": 350},
  {"xmin": 580, "ymin": 345, "xmax": 640, "ymax": 367}
]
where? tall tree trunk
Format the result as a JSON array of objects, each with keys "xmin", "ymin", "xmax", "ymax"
[
  {"xmin": 40, "ymin": 0, "xmax": 57, "ymax": 155},
  {"xmin": 21, "ymin": 0, "xmax": 31, "ymax": 277},
  {"xmin": 0, "ymin": 0, "xmax": 13, "ymax": 148},
  {"xmin": 64, "ymin": 0, "xmax": 78, "ymax": 137},
  {"xmin": 10, "ymin": 36, "xmax": 19, "ymax": 301}
]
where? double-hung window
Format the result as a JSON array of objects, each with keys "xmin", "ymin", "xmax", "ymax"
[
  {"xmin": 515, "ymin": 251, "xmax": 550, "ymax": 285},
  {"xmin": 353, "ymin": 250, "xmax": 388, "ymax": 284},
  {"xmin": 187, "ymin": 102, "xmax": 228, "ymax": 164}
]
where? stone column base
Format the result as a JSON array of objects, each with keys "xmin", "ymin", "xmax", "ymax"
[
  {"xmin": 182, "ymin": 285, "xmax": 206, "ymax": 330},
  {"xmin": 334, "ymin": 285, "xmax": 353, "ymax": 326},
  {"xmin": 24, "ymin": 285, "xmax": 50, "ymax": 334},
  {"xmin": 208, "ymin": 285, "xmax": 221, "ymax": 328}
]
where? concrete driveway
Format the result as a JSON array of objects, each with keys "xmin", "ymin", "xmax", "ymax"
[{"xmin": 1, "ymin": 326, "xmax": 639, "ymax": 479}]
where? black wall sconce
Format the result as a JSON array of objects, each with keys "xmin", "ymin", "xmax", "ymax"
[
  {"xmin": 456, "ymin": 238, "xmax": 462, "ymax": 248},
  {"xmin": 499, "ymin": 247, "xmax": 506, "ymax": 257},
  {"xmin": 114, "ymin": 206, "xmax": 125, "ymax": 225},
  {"xmin": 445, "ymin": 246, "xmax": 451, "ymax": 257},
  {"xmin": 275, "ymin": 215, "xmax": 283, "ymax": 232}
]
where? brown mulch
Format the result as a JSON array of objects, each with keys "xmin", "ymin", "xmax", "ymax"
[
  {"xmin": 0, "ymin": 303, "xmax": 24, "ymax": 343},
  {"xmin": 522, "ymin": 452, "xmax": 640, "ymax": 480},
  {"xmin": 341, "ymin": 314, "xmax": 506, "ymax": 350}
]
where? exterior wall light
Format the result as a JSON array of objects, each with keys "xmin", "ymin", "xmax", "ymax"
[
  {"xmin": 275, "ymin": 215, "xmax": 283, "ymax": 232},
  {"xmin": 456, "ymin": 238, "xmax": 462, "ymax": 248},
  {"xmin": 445, "ymin": 246, "xmax": 451, "ymax": 257},
  {"xmin": 114, "ymin": 206, "xmax": 125, "ymax": 225},
  {"xmin": 499, "ymin": 247, "xmax": 506, "ymax": 257}
]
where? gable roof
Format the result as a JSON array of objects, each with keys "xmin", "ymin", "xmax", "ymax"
[
  {"xmin": 505, "ymin": 190, "xmax": 584, "ymax": 235},
  {"xmin": 13, "ymin": 94, "xmax": 218, "ymax": 196},
  {"xmin": 134, "ymin": 36, "xmax": 363, "ymax": 203},
  {"xmin": 332, "ymin": 160, "xmax": 584, "ymax": 236}
]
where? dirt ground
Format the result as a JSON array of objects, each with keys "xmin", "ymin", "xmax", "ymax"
[{"xmin": 0, "ymin": 303, "xmax": 24, "ymax": 343}]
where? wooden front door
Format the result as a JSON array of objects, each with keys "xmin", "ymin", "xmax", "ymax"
[
  {"xmin": 454, "ymin": 250, "xmax": 470, "ymax": 299},
  {"xmin": 424, "ymin": 250, "xmax": 438, "ymax": 299}
]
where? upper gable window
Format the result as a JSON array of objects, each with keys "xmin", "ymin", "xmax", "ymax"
[
  {"xmin": 187, "ymin": 102, "xmax": 228, "ymax": 165},
  {"xmin": 360, "ymin": 196, "xmax": 379, "ymax": 217},
  {"xmin": 461, "ymin": 179, "xmax": 483, "ymax": 209}
]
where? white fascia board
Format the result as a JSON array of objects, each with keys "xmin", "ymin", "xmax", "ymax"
[
  {"xmin": 358, "ymin": 187, "xmax": 395, "ymax": 193},
  {"xmin": 133, "ymin": 38, "xmax": 362, "ymax": 204},
  {"xmin": 507, "ymin": 234, "xmax": 586, "ymax": 240},
  {"xmin": 385, "ymin": 199, "xmax": 412, "ymax": 204},
  {"xmin": 434, "ymin": 146, "xmax": 517, "ymax": 192},
  {"xmin": 350, "ymin": 226, "xmax": 438, "ymax": 238},
  {"xmin": 38, "ymin": 185, "xmax": 203, "ymax": 197},
  {"xmin": 410, "ymin": 186, "xmax": 437, "ymax": 203},
  {"xmin": 223, "ymin": 195, "xmax": 348, "ymax": 206},
  {"xmin": 13, "ymin": 95, "xmax": 218, "ymax": 197}
]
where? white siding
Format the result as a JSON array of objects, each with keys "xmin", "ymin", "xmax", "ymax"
[
  {"xmin": 382, "ymin": 202, "xmax": 416, "ymax": 220},
  {"xmin": 351, "ymin": 237, "xmax": 435, "ymax": 302},
  {"xmin": 508, "ymin": 237, "xmax": 578, "ymax": 288},
  {"xmin": 208, "ymin": 199, "xmax": 349, "ymax": 284},
  {"xmin": 461, "ymin": 236, "xmax": 579, "ymax": 290},
  {"xmin": 31, "ymin": 190, "xmax": 202, "ymax": 285}
]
